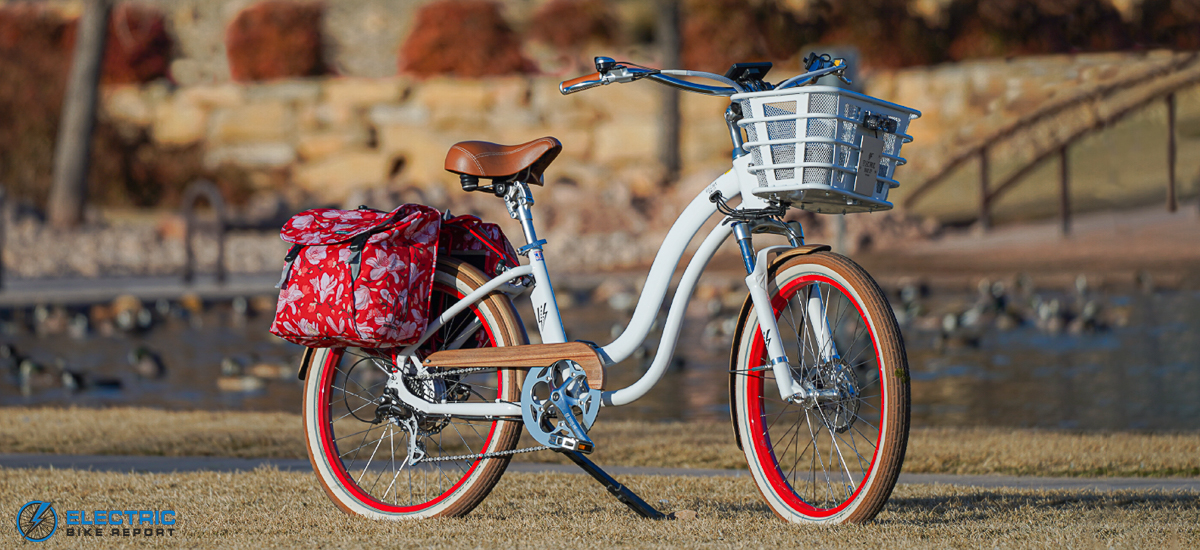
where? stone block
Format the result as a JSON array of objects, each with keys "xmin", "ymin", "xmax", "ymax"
[
  {"xmin": 178, "ymin": 84, "xmax": 245, "ymax": 109},
  {"xmin": 246, "ymin": 80, "xmax": 323, "ymax": 103},
  {"xmin": 576, "ymin": 81, "xmax": 657, "ymax": 117},
  {"xmin": 377, "ymin": 126, "xmax": 457, "ymax": 184},
  {"xmin": 680, "ymin": 116, "xmax": 733, "ymax": 169},
  {"xmin": 208, "ymin": 101, "xmax": 294, "ymax": 144},
  {"xmin": 681, "ymin": 93, "xmax": 730, "ymax": 122},
  {"xmin": 204, "ymin": 143, "xmax": 296, "ymax": 169},
  {"xmin": 415, "ymin": 79, "xmax": 494, "ymax": 113},
  {"xmin": 152, "ymin": 98, "xmax": 208, "ymax": 146},
  {"xmin": 293, "ymin": 150, "xmax": 390, "ymax": 200},
  {"xmin": 368, "ymin": 104, "xmax": 430, "ymax": 126},
  {"xmin": 592, "ymin": 120, "xmax": 659, "ymax": 165},
  {"xmin": 103, "ymin": 85, "xmax": 153, "ymax": 126},
  {"xmin": 297, "ymin": 130, "xmax": 369, "ymax": 161},
  {"xmin": 324, "ymin": 78, "xmax": 403, "ymax": 108}
]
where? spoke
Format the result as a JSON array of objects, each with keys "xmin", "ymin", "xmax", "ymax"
[
  {"xmin": 836, "ymin": 424, "xmax": 869, "ymax": 475},
  {"xmin": 850, "ymin": 420, "xmax": 880, "ymax": 449},
  {"xmin": 332, "ymin": 384, "xmax": 378, "ymax": 406},
  {"xmin": 334, "ymin": 425, "xmax": 381, "ymax": 443},
  {"xmin": 382, "ymin": 455, "xmax": 410, "ymax": 502},
  {"xmin": 818, "ymin": 407, "xmax": 856, "ymax": 498},
  {"xmin": 803, "ymin": 409, "xmax": 835, "ymax": 505},
  {"xmin": 357, "ymin": 428, "xmax": 389, "ymax": 483},
  {"xmin": 444, "ymin": 317, "xmax": 483, "ymax": 351},
  {"xmin": 333, "ymin": 398, "xmax": 378, "ymax": 424},
  {"xmin": 343, "ymin": 424, "xmax": 378, "ymax": 460}
]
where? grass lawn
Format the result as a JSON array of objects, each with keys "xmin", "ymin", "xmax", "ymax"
[
  {"xmin": 1, "ymin": 467, "xmax": 1196, "ymax": 548},
  {"xmin": 2, "ymin": 407, "xmax": 1198, "ymax": 478}
]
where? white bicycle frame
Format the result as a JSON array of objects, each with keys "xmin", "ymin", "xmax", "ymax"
[{"xmin": 392, "ymin": 153, "xmax": 838, "ymax": 418}]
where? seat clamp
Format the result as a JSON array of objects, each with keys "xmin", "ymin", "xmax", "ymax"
[{"xmin": 518, "ymin": 239, "xmax": 547, "ymax": 256}]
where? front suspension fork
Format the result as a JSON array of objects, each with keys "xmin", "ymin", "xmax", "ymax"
[{"xmin": 734, "ymin": 223, "xmax": 839, "ymax": 402}]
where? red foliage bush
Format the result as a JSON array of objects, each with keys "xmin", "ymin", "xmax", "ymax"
[
  {"xmin": 226, "ymin": 1, "xmax": 326, "ymax": 82},
  {"xmin": 102, "ymin": 3, "xmax": 172, "ymax": 84},
  {"xmin": 681, "ymin": 0, "xmax": 820, "ymax": 74},
  {"xmin": 0, "ymin": 4, "xmax": 224, "ymax": 209},
  {"xmin": 1138, "ymin": 0, "xmax": 1200, "ymax": 50},
  {"xmin": 529, "ymin": 0, "xmax": 618, "ymax": 50},
  {"xmin": 818, "ymin": 0, "xmax": 943, "ymax": 68},
  {"xmin": 0, "ymin": 4, "xmax": 77, "ymax": 206},
  {"xmin": 399, "ymin": 0, "xmax": 536, "ymax": 77},
  {"xmin": 944, "ymin": 0, "xmax": 1131, "ymax": 60}
]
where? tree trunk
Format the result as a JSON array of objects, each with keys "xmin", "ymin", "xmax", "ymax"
[
  {"xmin": 48, "ymin": 0, "xmax": 111, "ymax": 229},
  {"xmin": 657, "ymin": 0, "xmax": 681, "ymax": 186}
]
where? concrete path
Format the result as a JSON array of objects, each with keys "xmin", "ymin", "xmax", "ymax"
[{"xmin": 2, "ymin": 453, "xmax": 1197, "ymax": 492}]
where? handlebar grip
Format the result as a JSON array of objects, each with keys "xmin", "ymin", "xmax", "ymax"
[{"xmin": 559, "ymin": 72, "xmax": 603, "ymax": 95}]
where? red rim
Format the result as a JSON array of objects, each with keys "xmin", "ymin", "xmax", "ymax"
[
  {"xmin": 744, "ymin": 273, "xmax": 885, "ymax": 518},
  {"xmin": 315, "ymin": 282, "xmax": 504, "ymax": 514}
]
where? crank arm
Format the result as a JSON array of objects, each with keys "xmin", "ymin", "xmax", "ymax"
[{"xmin": 548, "ymin": 375, "xmax": 595, "ymax": 453}]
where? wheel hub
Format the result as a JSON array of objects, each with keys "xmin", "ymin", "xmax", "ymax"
[{"xmin": 807, "ymin": 359, "xmax": 860, "ymax": 433}]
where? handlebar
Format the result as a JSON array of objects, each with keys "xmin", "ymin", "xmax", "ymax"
[{"xmin": 559, "ymin": 55, "xmax": 852, "ymax": 97}]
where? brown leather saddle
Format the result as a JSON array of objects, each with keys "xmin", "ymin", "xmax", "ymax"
[{"xmin": 443, "ymin": 137, "xmax": 562, "ymax": 185}]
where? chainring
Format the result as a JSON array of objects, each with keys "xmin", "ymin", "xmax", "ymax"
[{"xmin": 520, "ymin": 360, "xmax": 601, "ymax": 450}]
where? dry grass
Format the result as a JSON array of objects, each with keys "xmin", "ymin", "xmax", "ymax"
[
  {"xmin": 0, "ymin": 407, "xmax": 304, "ymax": 458},
  {"xmin": 0, "ymin": 467, "xmax": 1197, "ymax": 549},
  {"xmin": 2, "ymin": 408, "xmax": 1198, "ymax": 477}
]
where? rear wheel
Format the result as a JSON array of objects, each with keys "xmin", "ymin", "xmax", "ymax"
[
  {"xmin": 731, "ymin": 251, "xmax": 909, "ymax": 524},
  {"xmin": 301, "ymin": 258, "xmax": 526, "ymax": 519}
]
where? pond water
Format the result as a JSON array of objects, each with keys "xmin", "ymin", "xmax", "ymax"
[{"xmin": 1, "ymin": 287, "xmax": 1197, "ymax": 432}]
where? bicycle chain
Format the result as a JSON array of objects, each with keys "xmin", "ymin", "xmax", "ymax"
[
  {"xmin": 411, "ymin": 366, "xmax": 494, "ymax": 380},
  {"xmin": 414, "ymin": 445, "xmax": 549, "ymax": 463},
  {"xmin": 403, "ymin": 366, "xmax": 543, "ymax": 463}
]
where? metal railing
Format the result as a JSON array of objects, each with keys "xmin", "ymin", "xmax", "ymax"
[{"xmin": 904, "ymin": 52, "xmax": 1200, "ymax": 234}]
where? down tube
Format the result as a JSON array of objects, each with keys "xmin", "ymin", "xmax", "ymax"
[
  {"xmin": 600, "ymin": 170, "xmax": 742, "ymax": 365},
  {"xmin": 602, "ymin": 221, "xmax": 733, "ymax": 406}
]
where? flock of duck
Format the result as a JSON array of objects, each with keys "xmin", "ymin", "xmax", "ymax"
[
  {"xmin": 3, "ymin": 294, "xmax": 293, "ymax": 398},
  {"xmin": 894, "ymin": 275, "xmax": 1125, "ymax": 352}
]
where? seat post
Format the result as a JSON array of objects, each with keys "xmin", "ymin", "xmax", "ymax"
[
  {"xmin": 504, "ymin": 181, "xmax": 540, "ymax": 249},
  {"xmin": 504, "ymin": 181, "xmax": 567, "ymax": 342}
]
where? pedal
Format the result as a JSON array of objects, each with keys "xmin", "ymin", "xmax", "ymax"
[{"xmin": 548, "ymin": 433, "xmax": 594, "ymax": 454}]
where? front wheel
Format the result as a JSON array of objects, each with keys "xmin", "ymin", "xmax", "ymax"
[
  {"xmin": 731, "ymin": 251, "xmax": 910, "ymax": 524},
  {"xmin": 301, "ymin": 258, "xmax": 527, "ymax": 519}
]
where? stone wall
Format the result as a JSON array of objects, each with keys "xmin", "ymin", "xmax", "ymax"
[
  {"xmin": 104, "ymin": 49, "xmax": 1195, "ymax": 205},
  {"xmin": 10, "ymin": 50, "xmax": 1195, "ymax": 278},
  {"xmin": 101, "ymin": 74, "xmax": 741, "ymax": 201}
]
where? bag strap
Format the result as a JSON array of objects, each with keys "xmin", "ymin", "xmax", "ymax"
[
  {"xmin": 275, "ymin": 243, "xmax": 304, "ymax": 289},
  {"xmin": 464, "ymin": 225, "xmax": 515, "ymax": 269},
  {"xmin": 344, "ymin": 208, "xmax": 418, "ymax": 281}
]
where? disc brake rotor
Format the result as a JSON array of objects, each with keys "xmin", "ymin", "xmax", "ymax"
[{"xmin": 810, "ymin": 360, "xmax": 860, "ymax": 433}]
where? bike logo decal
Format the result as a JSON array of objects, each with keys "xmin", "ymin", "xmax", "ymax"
[
  {"xmin": 763, "ymin": 329, "xmax": 772, "ymax": 350},
  {"xmin": 535, "ymin": 304, "xmax": 548, "ymax": 328},
  {"xmin": 16, "ymin": 500, "xmax": 57, "ymax": 542}
]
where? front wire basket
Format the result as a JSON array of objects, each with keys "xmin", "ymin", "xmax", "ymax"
[{"xmin": 735, "ymin": 85, "xmax": 921, "ymax": 214}]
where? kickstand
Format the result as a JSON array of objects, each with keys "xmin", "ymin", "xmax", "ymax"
[{"xmin": 561, "ymin": 450, "xmax": 666, "ymax": 520}]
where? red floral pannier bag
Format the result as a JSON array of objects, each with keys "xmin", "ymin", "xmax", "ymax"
[{"xmin": 270, "ymin": 205, "xmax": 441, "ymax": 348}]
